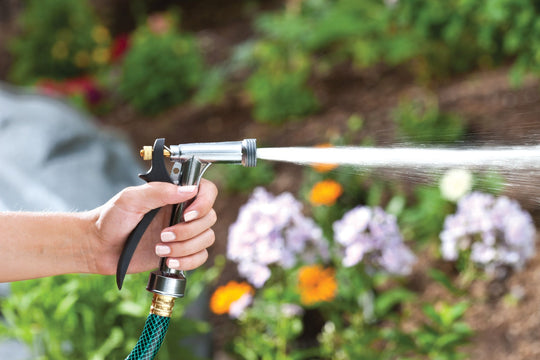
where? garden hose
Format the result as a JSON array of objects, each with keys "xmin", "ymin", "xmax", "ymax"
[
  {"xmin": 126, "ymin": 294, "xmax": 175, "ymax": 360},
  {"xmin": 116, "ymin": 138, "xmax": 257, "ymax": 360}
]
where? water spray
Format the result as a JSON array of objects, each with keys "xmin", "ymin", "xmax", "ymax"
[
  {"xmin": 257, "ymin": 145, "xmax": 540, "ymax": 170},
  {"xmin": 117, "ymin": 138, "xmax": 256, "ymax": 360}
]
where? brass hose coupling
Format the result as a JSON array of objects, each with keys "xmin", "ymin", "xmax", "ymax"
[{"xmin": 149, "ymin": 294, "xmax": 176, "ymax": 318}]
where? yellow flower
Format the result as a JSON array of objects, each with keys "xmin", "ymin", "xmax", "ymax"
[
  {"xmin": 210, "ymin": 281, "xmax": 254, "ymax": 315},
  {"xmin": 92, "ymin": 47, "xmax": 110, "ymax": 64},
  {"xmin": 309, "ymin": 179, "xmax": 343, "ymax": 206},
  {"xmin": 311, "ymin": 143, "xmax": 338, "ymax": 173},
  {"xmin": 92, "ymin": 25, "xmax": 110, "ymax": 44},
  {"xmin": 297, "ymin": 265, "xmax": 337, "ymax": 306}
]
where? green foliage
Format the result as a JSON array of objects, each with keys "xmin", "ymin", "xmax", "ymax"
[
  {"xmin": 412, "ymin": 301, "xmax": 473, "ymax": 360},
  {"xmin": 400, "ymin": 185, "xmax": 453, "ymax": 245},
  {"xmin": 392, "ymin": 98, "xmax": 466, "ymax": 144},
  {"xmin": 206, "ymin": 161, "xmax": 275, "ymax": 194},
  {"xmin": 474, "ymin": 171, "xmax": 505, "ymax": 195},
  {"xmin": 233, "ymin": 300, "xmax": 307, "ymax": 360},
  {"xmin": 0, "ymin": 263, "xmax": 222, "ymax": 360},
  {"xmin": 242, "ymin": 0, "xmax": 540, "ymax": 129},
  {"xmin": 118, "ymin": 13, "xmax": 205, "ymax": 115},
  {"xmin": 8, "ymin": 0, "xmax": 110, "ymax": 84},
  {"xmin": 244, "ymin": 42, "xmax": 319, "ymax": 123}
]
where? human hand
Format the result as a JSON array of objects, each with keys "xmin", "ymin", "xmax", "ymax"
[{"xmin": 87, "ymin": 179, "xmax": 218, "ymax": 276}]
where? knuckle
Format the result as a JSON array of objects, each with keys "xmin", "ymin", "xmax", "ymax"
[
  {"xmin": 113, "ymin": 186, "xmax": 140, "ymax": 209},
  {"xmin": 208, "ymin": 209, "xmax": 217, "ymax": 225},
  {"xmin": 206, "ymin": 229, "xmax": 216, "ymax": 247},
  {"xmin": 198, "ymin": 249, "xmax": 209, "ymax": 264}
]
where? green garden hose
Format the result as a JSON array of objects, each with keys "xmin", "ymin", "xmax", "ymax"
[{"xmin": 126, "ymin": 294, "xmax": 175, "ymax": 360}]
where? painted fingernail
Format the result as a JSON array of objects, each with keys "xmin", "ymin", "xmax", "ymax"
[
  {"xmin": 155, "ymin": 245, "xmax": 171, "ymax": 256},
  {"xmin": 168, "ymin": 259, "xmax": 180, "ymax": 268},
  {"xmin": 178, "ymin": 185, "xmax": 197, "ymax": 193},
  {"xmin": 161, "ymin": 231, "xmax": 176, "ymax": 242},
  {"xmin": 184, "ymin": 210, "xmax": 198, "ymax": 222}
]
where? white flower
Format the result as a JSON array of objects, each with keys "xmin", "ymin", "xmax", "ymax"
[{"xmin": 439, "ymin": 168, "xmax": 473, "ymax": 202}]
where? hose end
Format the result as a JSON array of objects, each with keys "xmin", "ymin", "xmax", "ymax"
[{"xmin": 150, "ymin": 294, "xmax": 176, "ymax": 318}]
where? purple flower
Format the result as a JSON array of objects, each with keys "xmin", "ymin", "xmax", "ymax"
[
  {"xmin": 439, "ymin": 192, "xmax": 536, "ymax": 272},
  {"xmin": 228, "ymin": 187, "xmax": 329, "ymax": 287},
  {"xmin": 333, "ymin": 206, "xmax": 416, "ymax": 275}
]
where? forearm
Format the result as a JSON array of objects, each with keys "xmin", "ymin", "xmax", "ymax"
[{"xmin": 0, "ymin": 211, "xmax": 94, "ymax": 282}]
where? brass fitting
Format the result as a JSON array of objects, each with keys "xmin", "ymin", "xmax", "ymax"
[
  {"xmin": 150, "ymin": 293, "xmax": 176, "ymax": 318},
  {"xmin": 140, "ymin": 146, "xmax": 171, "ymax": 160}
]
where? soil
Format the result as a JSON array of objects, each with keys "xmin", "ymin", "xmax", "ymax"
[{"xmin": 1, "ymin": 1, "xmax": 540, "ymax": 359}]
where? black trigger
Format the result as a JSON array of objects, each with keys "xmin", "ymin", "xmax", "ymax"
[{"xmin": 139, "ymin": 138, "xmax": 173, "ymax": 184}]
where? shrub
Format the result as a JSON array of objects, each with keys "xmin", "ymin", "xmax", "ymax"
[
  {"xmin": 9, "ymin": 0, "xmax": 110, "ymax": 84},
  {"xmin": 392, "ymin": 97, "xmax": 466, "ymax": 144},
  {"xmin": 118, "ymin": 12, "xmax": 205, "ymax": 115},
  {"xmin": 244, "ymin": 41, "xmax": 319, "ymax": 123}
]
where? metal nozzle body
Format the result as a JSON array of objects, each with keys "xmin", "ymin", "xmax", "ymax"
[
  {"xmin": 169, "ymin": 139, "xmax": 257, "ymax": 167},
  {"xmin": 144, "ymin": 138, "xmax": 257, "ymax": 298}
]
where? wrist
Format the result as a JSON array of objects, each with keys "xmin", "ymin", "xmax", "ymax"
[
  {"xmin": 69, "ymin": 210, "xmax": 100, "ymax": 275},
  {"xmin": 79, "ymin": 209, "xmax": 104, "ymax": 275}
]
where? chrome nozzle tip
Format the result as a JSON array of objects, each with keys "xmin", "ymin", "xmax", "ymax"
[{"xmin": 242, "ymin": 139, "xmax": 257, "ymax": 167}]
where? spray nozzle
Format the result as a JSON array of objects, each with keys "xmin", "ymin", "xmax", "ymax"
[
  {"xmin": 116, "ymin": 138, "xmax": 257, "ymax": 294},
  {"xmin": 170, "ymin": 139, "xmax": 257, "ymax": 166}
]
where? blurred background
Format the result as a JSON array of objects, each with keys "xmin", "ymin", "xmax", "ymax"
[{"xmin": 0, "ymin": 0, "xmax": 539, "ymax": 359}]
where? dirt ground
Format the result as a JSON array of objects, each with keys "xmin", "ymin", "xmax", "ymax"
[{"xmin": 1, "ymin": 1, "xmax": 540, "ymax": 358}]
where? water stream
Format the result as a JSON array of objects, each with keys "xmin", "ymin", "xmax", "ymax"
[
  {"xmin": 257, "ymin": 145, "xmax": 540, "ymax": 203},
  {"xmin": 257, "ymin": 145, "xmax": 540, "ymax": 170}
]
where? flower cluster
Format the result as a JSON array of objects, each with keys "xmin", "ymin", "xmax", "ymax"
[
  {"xmin": 333, "ymin": 206, "xmax": 417, "ymax": 275},
  {"xmin": 440, "ymin": 192, "xmax": 536, "ymax": 272},
  {"xmin": 227, "ymin": 187, "xmax": 329, "ymax": 287}
]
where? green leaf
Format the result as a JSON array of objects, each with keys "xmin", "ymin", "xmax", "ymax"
[
  {"xmin": 375, "ymin": 288, "xmax": 416, "ymax": 318},
  {"xmin": 440, "ymin": 302, "xmax": 469, "ymax": 326},
  {"xmin": 422, "ymin": 304, "xmax": 443, "ymax": 326},
  {"xmin": 427, "ymin": 268, "xmax": 462, "ymax": 295}
]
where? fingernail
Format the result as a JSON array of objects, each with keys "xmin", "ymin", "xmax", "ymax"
[
  {"xmin": 184, "ymin": 210, "xmax": 198, "ymax": 222},
  {"xmin": 178, "ymin": 185, "xmax": 197, "ymax": 193},
  {"xmin": 155, "ymin": 245, "xmax": 171, "ymax": 256},
  {"xmin": 161, "ymin": 231, "xmax": 176, "ymax": 242},
  {"xmin": 168, "ymin": 259, "xmax": 180, "ymax": 268}
]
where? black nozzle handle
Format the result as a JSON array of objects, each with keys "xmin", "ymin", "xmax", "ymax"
[{"xmin": 116, "ymin": 138, "xmax": 172, "ymax": 290}]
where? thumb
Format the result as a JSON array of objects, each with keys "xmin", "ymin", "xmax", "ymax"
[{"xmin": 115, "ymin": 182, "xmax": 198, "ymax": 215}]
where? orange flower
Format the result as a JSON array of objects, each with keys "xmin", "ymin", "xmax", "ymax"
[
  {"xmin": 297, "ymin": 265, "xmax": 337, "ymax": 306},
  {"xmin": 311, "ymin": 143, "xmax": 339, "ymax": 173},
  {"xmin": 210, "ymin": 281, "xmax": 254, "ymax": 315},
  {"xmin": 309, "ymin": 179, "xmax": 343, "ymax": 206}
]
